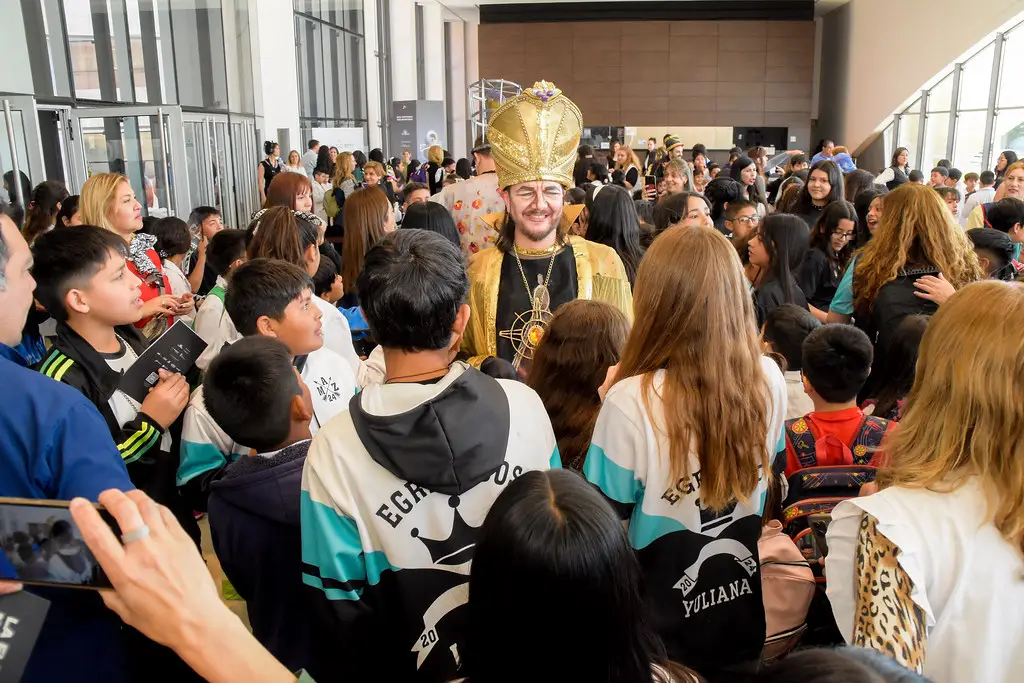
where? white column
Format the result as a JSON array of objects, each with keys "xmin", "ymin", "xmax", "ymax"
[
  {"xmin": 363, "ymin": 0, "xmax": 383, "ymax": 149},
  {"xmin": 447, "ymin": 20, "xmax": 468, "ymax": 158},
  {"xmin": 254, "ymin": 0, "xmax": 299, "ymax": 146},
  {"xmin": 422, "ymin": 2, "xmax": 445, "ymax": 101},
  {"xmin": 390, "ymin": 0, "xmax": 417, "ymax": 101},
  {"xmin": 465, "ymin": 19, "xmax": 479, "ymax": 87}
]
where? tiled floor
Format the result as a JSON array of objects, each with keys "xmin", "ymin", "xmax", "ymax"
[{"xmin": 198, "ymin": 516, "xmax": 250, "ymax": 628}]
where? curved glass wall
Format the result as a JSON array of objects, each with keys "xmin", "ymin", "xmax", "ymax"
[{"xmin": 880, "ymin": 16, "xmax": 1024, "ymax": 174}]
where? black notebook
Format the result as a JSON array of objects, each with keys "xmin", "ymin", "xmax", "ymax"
[{"xmin": 119, "ymin": 321, "xmax": 208, "ymax": 403}]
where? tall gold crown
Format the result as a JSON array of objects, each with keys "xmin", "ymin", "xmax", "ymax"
[{"xmin": 487, "ymin": 81, "xmax": 583, "ymax": 189}]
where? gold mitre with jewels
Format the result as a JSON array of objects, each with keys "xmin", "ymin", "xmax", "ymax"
[{"xmin": 487, "ymin": 81, "xmax": 583, "ymax": 190}]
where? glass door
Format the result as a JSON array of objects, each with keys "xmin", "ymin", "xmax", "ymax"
[
  {"xmin": 69, "ymin": 105, "xmax": 188, "ymax": 218},
  {"xmin": 0, "ymin": 95, "xmax": 46, "ymax": 205}
]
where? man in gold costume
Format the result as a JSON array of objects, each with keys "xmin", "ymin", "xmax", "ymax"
[{"xmin": 462, "ymin": 81, "xmax": 633, "ymax": 370}]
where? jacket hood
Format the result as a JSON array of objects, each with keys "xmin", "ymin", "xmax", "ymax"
[
  {"xmin": 349, "ymin": 363, "xmax": 511, "ymax": 495},
  {"xmin": 209, "ymin": 441, "xmax": 308, "ymax": 525}
]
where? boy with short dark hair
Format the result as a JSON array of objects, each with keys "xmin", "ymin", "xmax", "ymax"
[
  {"xmin": 964, "ymin": 171, "xmax": 980, "ymax": 197},
  {"xmin": 312, "ymin": 252, "xmax": 343, "ymax": 305},
  {"xmin": 783, "ymin": 324, "xmax": 894, "ymax": 477},
  {"xmin": 763, "ymin": 304, "xmax": 820, "ymax": 420},
  {"xmin": 186, "ymin": 205, "xmax": 224, "ymax": 295},
  {"xmin": 908, "ymin": 169, "xmax": 926, "ymax": 184},
  {"xmin": 930, "ymin": 166, "xmax": 950, "ymax": 187},
  {"xmin": 301, "ymin": 230, "xmax": 556, "ymax": 683},
  {"xmin": 985, "ymin": 197, "xmax": 1024, "ymax": 262},
  {"xmin": 178, "ymin": 258, "xmax": 356, "ymax": 510},
  {"xmin": 31, "ymin": 226, "xmax": 191, "ymax": 520},
  {"xmin": 194, "ymin": 228, "xmax": 247, "ymax": 370},
  {"xmin": 205, "ymin": 336, "xmax": 317, "ymax": 674}
]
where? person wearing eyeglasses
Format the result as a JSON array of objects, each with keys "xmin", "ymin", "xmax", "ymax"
[
  {"xmin": 799, "ymin": 201, "xmax": 858, "ymax": 322},
  {"xmin": 724, "ymin": 199, "xmax": 761, "ymax": 281}
]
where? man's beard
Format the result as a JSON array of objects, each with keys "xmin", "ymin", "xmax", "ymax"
[{"xmin": 512, "ymin": 209, "xmax": 560, "ymax": 243}]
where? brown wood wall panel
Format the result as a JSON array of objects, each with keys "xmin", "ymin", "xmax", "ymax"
[{"xmin": 478, "ymin": 20, "xmax": 815, "ymax": 129}]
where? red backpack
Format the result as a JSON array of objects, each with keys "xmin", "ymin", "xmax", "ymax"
[{"xmin": 781, "ymin": 415, "xmax": 888, "ymax": 578}]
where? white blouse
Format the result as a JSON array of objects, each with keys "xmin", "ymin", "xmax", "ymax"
[{"xmin": 826, "ymin": 478, "xmax": 1024, "ymax": 683}]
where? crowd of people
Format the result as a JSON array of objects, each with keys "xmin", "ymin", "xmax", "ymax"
[{"xmin": 0, "ymin": 78, "xmax": 1022, "ymax": 683}]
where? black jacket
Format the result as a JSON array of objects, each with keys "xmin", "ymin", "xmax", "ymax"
[
  {"xmin": 208, "ymin": 441, "xmax": 314, "ymax": 673},
  {"xmin": 753, "ymin": 275, "xmax": 808, "ymax": 328},
  {"xmin": 34, "ymin": 322, "xmax": 198, "ymax": 543}
]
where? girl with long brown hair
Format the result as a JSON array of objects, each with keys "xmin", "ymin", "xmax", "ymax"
[
  {"xmin": 528, "ymin": 300, "xmax": 629, "ymax": 470},
  {"xmin": 584, "ymin": 224, "xmax": 787, "ymax": 678},
  {"xmin": 826, "ymin": 281, "xmax": 1024, "ymax": 683},
  {"xmin": 22, "ymin": 180, "xmax": 68, "ymax": 245},
  {"xmin": 826, "ymin": 184, "xmax": 981, "ymax": 399},
  {"xmin": 340, "ymin": 186, "xmax": 395, "ymax": 308}
]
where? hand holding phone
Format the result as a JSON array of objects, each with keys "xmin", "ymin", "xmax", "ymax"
[
  {"xmin": 140, "ymin": 369, "xmax": 189, "ymax": 429},
  {"xmin": 0, "ymin": 498, "xmax": 118, "ymax": 589}
]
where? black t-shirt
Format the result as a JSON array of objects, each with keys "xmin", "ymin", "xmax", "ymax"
[
  {"xmin": 797, "ymin": 204, "xmax": 825, "ymax": 229},
  {"xmin": 495, "ymin": 247, "xmax": 578, "ymax": 365},
  {"xmin": 798, "ymin": 247, "xmax": 840, "ymax": 311},
  {"xmin": 753, "ymin": 275, "xmax": 808, "ymax": 328}
]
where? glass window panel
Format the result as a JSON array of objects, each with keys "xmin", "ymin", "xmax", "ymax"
[
  {"xmin": 897, "ymin": 113, "xmax": 920, "ymax": 168},
  {"xmin": 225, "ymin": 0, "xmax": 255, "ymax": 114},
  {"xmin": 348, "ymin": 34, "xmax": 366, "ymax": 120},
  {"xmin": 994, "ymin": 108, "xmax": 1024, "ymax": 161},
  {"xmin": 903, "ymin": 98, "xmax": 921, "ymax": 115},
  {"xmin": 311, "ymin": 22, "xmax": 324, "ymax": 118},
  {"xmin": 883, "ymin": 121, "xmax": 895, "ymax": 165},
  {"xmin": 323, "ymin": 26, "xmax": 337, "ymax": 120},
  {"xmin": 334, "ymin": 30, "xmax": 350, "ymax": 119},
  {"xmin": 959, "ymin": 42, "xmax": 994, "ymax": 110},
  {"xmin": 64, "ymin": 0, "xmax": 135, "ymax": 102},
  {"xmin": 927, "ymin": 73, "xmax": 954, "ymax": 112},
  {"xmin": 922, "ymin": 112, "xmax": 950, "ymax": 168},
  {"xmin": 999, "ymin": 27, "xmax": 1024, "ymax": 108},
  {"xmin": 170, "ymin": 1, "xmax": 228, "ymax": 109},
  {"xmin": 296, "ymin": 17, "xmax": 311, "ymax": 119},
  {"xmin": 155, "ymin": 0, "xmax": 177, "ymax": 104},
  {"xmin": 952, "ymin": 111, "xmax": 987, "ymax": 173},
  {"xmin": 0, "ymin": 111, "xmax": 31, "ymax": 204},
  {"xmin": 41, "ymin": 0, "xmax": 74, "ymax": 97}
]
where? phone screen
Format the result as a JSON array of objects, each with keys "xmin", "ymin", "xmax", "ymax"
[
  {"xmin": 644, "ymin": 175, "xmax": 657, "ymax": 189},
  {"xmin": 0, "ymin": 498, "xmax": 118, "ymax": 590}
]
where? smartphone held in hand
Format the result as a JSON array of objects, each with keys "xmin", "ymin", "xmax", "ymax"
[{"xmin": 0, "ymin": 498, "xmax": 119, "ymax": 590}]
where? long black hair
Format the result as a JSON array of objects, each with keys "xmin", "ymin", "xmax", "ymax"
[
  {"xmin": 585, "ymin": 185, "xmax": 644, "ymax": 285},
  {"xmin": 996, "ymin": 149, "xmax": 1019, "ymax": 178},
  {"xmin": 401, "ymin": 201, "xmax": 460, "ymax": 248},
  {"xmin": 793, "ymin": 160, "xmax": 845, "ymax": 215},
  {"xmin": 704, "ymin": 176, "xmax": 745, "ymax": 224},
  {"xmin": 463, "ymin": 470, "xmax": 687, "ymax": 683},
  {"xmin": 729, "ymin": 155, "xmax": 766, "ymax": 205},
  {"xmin": 870, "ymin": 314, "xmax": 929, "ymax": 420},
  {"xmin": 809, "ymin": 200, "xmax": 857, "ymax": 275},
  {"xmin": 854, "ymin": 187, "xmax": 887, "ymax": 248},
  {"xmin": 757, "ymin": 213, "xmax": 810, "ymax": 303},
  {"xmin": 736, "ymin": 646, "xmax": 931, "ymax": 683}
]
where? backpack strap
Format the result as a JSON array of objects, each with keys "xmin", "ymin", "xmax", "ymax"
[
  {"xmin": 851, "ymin": 415, "xmax": 889, "ymax": 465},
  {"xmin": 208, "ymin": 284, "xmax": 226, "ymax": 304},
  {"xmin": 785, "ymin": 418, "xmax": 819, "ymax": 469}
]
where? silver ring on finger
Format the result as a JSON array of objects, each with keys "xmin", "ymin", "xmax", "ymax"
[{"xmin": 121, "ymin": 524, "xmax": 151, "ymax": 544}]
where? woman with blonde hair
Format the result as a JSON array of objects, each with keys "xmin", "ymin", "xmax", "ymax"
[
  {"xmin": 613, "ymin": 145, "xmax": 642, "ymax": 191},
  {"xmin": 826, "ymin": 280, "xmax": 1024, "ymax": 683},
  {"xmin": 528, "ymin": 300, "xmax": 629, "ymax": 470},
  {"xmin": 340, "ymin": 186, "xmax": 395, "ymax": 308},
  {"xmin": 425, "ymin": 144, "xmax": 445, "ymax": 195},
  {"xmin": 332, "ymin": 151, "xmax": 358, "ymax": 198},
  {"xmin": 79, "ymin": 173, "xmax": 186, "ymax": 335},
  {"xmin": 283, "ymin": 150, "xmax": 305, "ymax": 174},
  {"xmin": 584, "ymin": 225, "xmax": 787, "ymax": 678}
]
